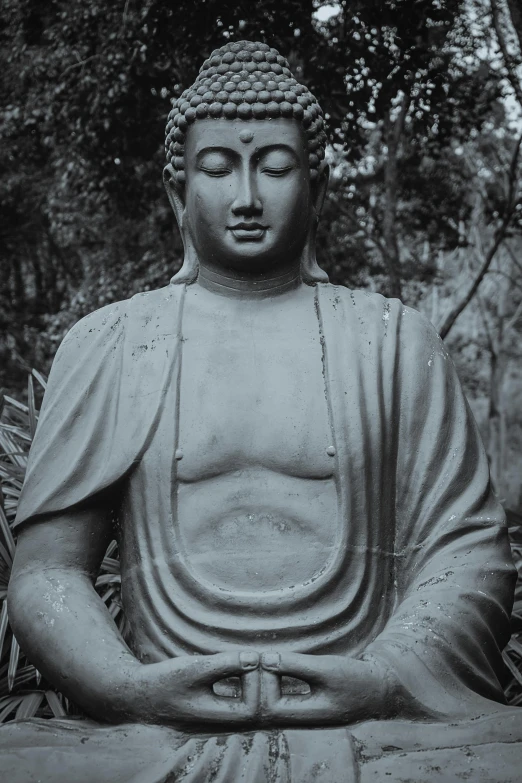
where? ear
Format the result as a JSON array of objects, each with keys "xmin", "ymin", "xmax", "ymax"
[
  {"xmin": 312, "ymin": 161, "xmax": 330, "ymax": 220},
  {"xmin": 163, "ymin": 164, "xmax": 199, "ymax": 284},
  {"xmin": 301, "ymin": 162, "xmax": 330, "ymax": 285},
  {"xmin": 163, "ymin": 164, "xmax": 185, "ymax": 229}
]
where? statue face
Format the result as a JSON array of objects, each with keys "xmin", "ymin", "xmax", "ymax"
[{"xmin": 182, "ymin": 118, "xmax": 313, "ymax": 275}]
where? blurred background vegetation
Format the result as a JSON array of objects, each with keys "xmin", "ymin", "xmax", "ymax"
[{"xmin": 0, "ymin": 0, "xmax": 522, "ymax": 719}]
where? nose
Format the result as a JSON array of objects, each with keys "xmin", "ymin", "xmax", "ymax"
[{"xmin": 231, "ymin": 168, "xmax": 262, "ymax": 217}]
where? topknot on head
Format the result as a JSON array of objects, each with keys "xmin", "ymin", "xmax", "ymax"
[{"xmin": 165, "ymin": 40, "xmax": 327, "ymax": 185}]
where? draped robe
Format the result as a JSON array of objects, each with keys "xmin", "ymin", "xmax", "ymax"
[{"xmin": 2, "ymin": 282, "xmax": 522, "ymax": 783}]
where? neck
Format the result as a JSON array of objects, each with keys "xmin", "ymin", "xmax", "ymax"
[{"xmin": 196, "ymin": 264, "xmax": 301, "ymax": 299}]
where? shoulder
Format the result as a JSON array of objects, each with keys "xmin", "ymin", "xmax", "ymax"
[
  {"xmin": 318, "ymin": 282, "xmax": 400, "ymax": 319},
  {"xmin": 59, "ymin": 284, "xmax": 179, "ymax": 352},
  {"xmin": 317, "ymin": 283, "xmax": 447, "ymax": 370},
  {"xmin": 55, "ymin": 299, "xmax": 128, "ymax": 365},
  {"xmin": 319, "ymin": 283, "xmax": 440, "ymax": 339}
]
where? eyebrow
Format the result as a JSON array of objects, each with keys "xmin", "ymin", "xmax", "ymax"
[{"xmin": 195, "ymin": 144, "xmax": 300, "ymax": 161}]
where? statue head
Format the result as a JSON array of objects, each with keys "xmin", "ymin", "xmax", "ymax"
[{"xmin": 163, "ymin": 40, "xmax": 329, "ymax": 284}]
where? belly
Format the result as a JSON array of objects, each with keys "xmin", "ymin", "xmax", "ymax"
[{"xmin": 176, "ymin": 469, "xmax": 339, "ymax": 593}]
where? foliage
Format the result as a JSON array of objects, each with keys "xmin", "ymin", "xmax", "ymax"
[{"xmin": 0, "ymin": 375, "xmax": 520, "ymax": 720}]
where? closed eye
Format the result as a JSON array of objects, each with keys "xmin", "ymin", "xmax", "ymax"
[
  {"xmin": 261, "ymin": 167, "xmax": 293, "ymax": 177},
  {"xmin": 199, "ymin": 167, "xmax": 231, "ymax": 177}
]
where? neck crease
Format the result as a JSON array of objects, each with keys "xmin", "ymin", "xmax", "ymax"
[{"xmin": 197, "ymin": 265, "xmax": 301, "ymax": 298}]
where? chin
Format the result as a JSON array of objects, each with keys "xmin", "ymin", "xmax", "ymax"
[{"xmin": 219, "ymin": 249, "xmax": 283, "ymax": 272}]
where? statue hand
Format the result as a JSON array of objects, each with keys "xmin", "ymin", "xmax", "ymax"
[
  {"xmin": 259, "ymin": 652, "xmax": 389, "ymax": 727},
  {"xmin": 127, "ymin": 651, "xmax": 261, "ymax": 728}
]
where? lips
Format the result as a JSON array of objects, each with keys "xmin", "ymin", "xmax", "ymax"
[{"xmin": 228, "ymin": 222, "xmax": 267, "ymax": 240}]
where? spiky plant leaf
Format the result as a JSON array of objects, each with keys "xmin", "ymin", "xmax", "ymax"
[
  {"xmin": 0, "ymin": 696, "xmax": 23, "ymax": 723},
  {"xmin": 0, "ymin": 602, "xmax": 8, "ymax": 660},
  {"xmin": 509, "ymin": 637, "xmax": 522, "ymax": 659},
  {"xmin": 0, "ymin": 505, "xmax": 15, "ymax": 563},
  {"xmin": 27, "ymin": 376, "xmax": 37, "ymax": 440},
  {"xmin": 31, "ymin": 370, "xmax": 47, "ymax": 391},
  {"xmin": 8, "ymin": 637, "xmax": 20, "ymax": 693},
  {"xmin": 503, "ymin": 652, "xmax": 522, "ymax": 687},
  {"xmin": 45, "ymin": 690, "xmax": 66, "ymax": 718},
  {"xmin": 15, "ymin": 692, "xmax": 44, "ymax": 719}
]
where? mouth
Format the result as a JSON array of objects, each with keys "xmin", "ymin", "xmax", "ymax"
[{"xmin": 227, "ymin": 222, "xmax": 268, "ymax": 241}]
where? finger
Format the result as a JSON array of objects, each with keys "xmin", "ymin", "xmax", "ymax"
[
  {"xmin": 260, "ymin": 668, "xmax": 281, "ymax": 714},
  {"xmin": 192, "ymin": 651, "xmax": 259, "ymax": 686},
  {"xmin": 241, "ymin": 668, "xmax": 261, "ymax": 713},
  {"xmin": 268, "ymin": 694, "xmax": 339, "ymax": 726},
  {"xmin": 191, "ymin": 693, "xmax": 259, "ymax": 725},
  {"xmin": 261, "ymin": 652, "xmax": 323, "ymax": 685}
]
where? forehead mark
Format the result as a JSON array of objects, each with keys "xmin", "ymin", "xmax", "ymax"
[{"xmin": 239, "ymin": 129, "xmax": 255, "ymax": 144}]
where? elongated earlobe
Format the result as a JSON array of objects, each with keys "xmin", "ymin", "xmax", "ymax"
[
  {"xmin": 301, "ymin": 162, "xmax": 330, "ymax": 285},
  {"xmin": 163, "ymin": 164, "xmax": 199, "ymax": 284}
]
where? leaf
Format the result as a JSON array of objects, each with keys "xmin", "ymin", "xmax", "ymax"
[
  {"xmin": 0, "ymin": 504, "xmax": 15, "ymax": 561},
  {"xmin": 0, "ymin": 601, "xmax": 9, "ymax": 658},
  {"xmin": 503, "ymin": 651, "xmax": 522, "ymax": 686},
  {"xmin": 508, "ymin": 637, "xmax": 522, "ymax": 658},
  {"xmin": 8, "ymin": 637, "xmax": 20, "ymax": 692},
  {"xmin": 100, "ymin": 586, "xmax": 117, "ymax": 604},
  {"xmin": 0, "ymin": 666, "xmax": 39, "ymax": 698},
  {"xmin": 27, "ymin": 376, "xmax": 37, "ymax": 440},
  {"xmin": 46, "ymin": 690, "xmax": 66, "ymax": 717},
  {"xmin": 31, "ymin": 369, "xmax": 47, "ymax": 391},
  {"xmin": 2, "ymin": 397, "xmax": 28, "ymax": 415},
  {"xmin": 0, "ymin": 424, "xmax": 32, "ymax": 443},
  {"xmin": 0, "ymin": 540, "xmax": 12, "ymax": 569},
  {"xmin": 95, "ymin": 574, "xmax": 121, "ymax": 587},
  {"xmin": 15, "ymin": 691, "xmax": 44, "ymax": 719},
  {"xmin": 0, "ymin": 696, "xmax": 23, "ymax": 723},
  {"xmin": 104, "ymin": 540, "xmax": 118, "ymax": 559},
  {"xmin": 0, "ymin": 466, "xmax": 23, "ymax": 488},
  {"xmin": 100, "ymin": 556, "xmax": 120, "ymax": 574}
]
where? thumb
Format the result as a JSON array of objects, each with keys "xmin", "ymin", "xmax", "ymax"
[
  {"xmin": 194, "ymin": 651, "xmax": 260, "ymax": 685},
  {"xmin": 261, "ymin": 652, "xmax": 323, "ymax": 685}
]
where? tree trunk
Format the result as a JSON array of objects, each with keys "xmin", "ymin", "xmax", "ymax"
[
  {"xmin": 491, "ymin": 0, "xmax": 522, "ymax": 106},
  {"xmin": 506, "ymin": 0, "xmax": 522, "ymax": 52},
  {"xmin": 486, "ymin": 267, "xmax": 509, "ymax": 497},
  {"xmin": 382, "ymin": 95, "xmax": 409, "ymax": 300},
  {"xmin": 487, "ymin": 345, "xmax": 501, "ymax": 491}
]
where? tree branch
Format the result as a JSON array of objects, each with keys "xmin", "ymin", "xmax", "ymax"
[
  {"xmin": 439, "ymin": 133, "xmax": 522, "ymax": 339},
  {"xmin": 491, "ymin": 0, "xmax": 522, "ymax": 108},
  {"xmin": 506, "ymin": 0, "xmax": 522, "ymax": 53},
  {"xmin": 505, "ymin": 298, "xmax": 522, "ymax": 332},
  {"xmin": 381, "ymin": 92, "xmax": 410, "ymax": 300}
]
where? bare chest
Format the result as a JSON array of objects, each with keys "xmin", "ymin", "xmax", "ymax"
[{"xmin": 177, "ymin": 287, "xmax": 334, "ymax": 480}]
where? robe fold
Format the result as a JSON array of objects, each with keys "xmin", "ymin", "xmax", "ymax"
[{"xmin": 5, "ymin": 281, "xmax": 522, "ymax": 782}]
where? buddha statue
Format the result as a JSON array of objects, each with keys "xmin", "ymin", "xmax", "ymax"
[{"xmin": 2, "ymin": 40, "xmax": 522, "ymax": 783}]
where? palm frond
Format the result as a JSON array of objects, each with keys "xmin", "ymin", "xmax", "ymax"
[{"xmin": 15, "ymin": 691, "xmax": 44, "ymax": 719}]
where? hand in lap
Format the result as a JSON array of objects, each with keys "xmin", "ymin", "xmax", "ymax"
[{"xmin": 141, "ymin": 652, "xmax": 386, "ymax": 729}]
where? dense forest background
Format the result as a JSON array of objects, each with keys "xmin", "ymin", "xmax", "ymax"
[{"xmin": 1, "ymin": 0, "xmax": 522, "ymax": 510}]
